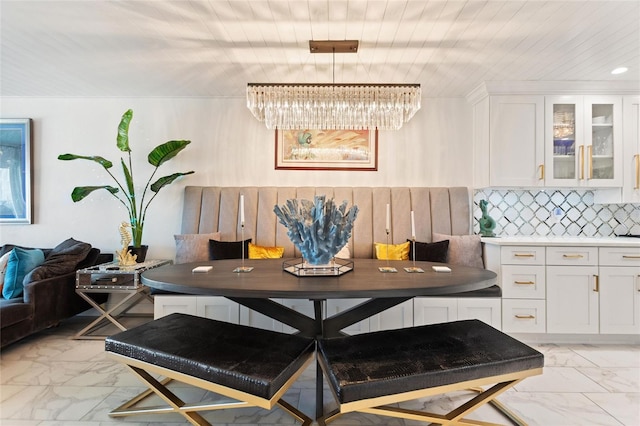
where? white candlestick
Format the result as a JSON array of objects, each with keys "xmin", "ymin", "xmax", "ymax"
[
  {"xmin": 240, "ymin": 195, "xmax": 245, "ymax": 225},
  {"xmin": 411, "ymin": 210, "xmax": 416, "ymax": 239},
  {"xmin": 385, "ymin": 203, "xmax": 390, "ymax": 232}
]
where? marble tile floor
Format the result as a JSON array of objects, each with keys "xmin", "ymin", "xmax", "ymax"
[{"xmin": 1, "ymin": 316, "xmax": 638, "ymax": 426}]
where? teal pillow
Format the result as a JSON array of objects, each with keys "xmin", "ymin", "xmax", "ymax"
[{"xmin": 3, "ymin": 247, "xmax": 45, "ymax": 299}]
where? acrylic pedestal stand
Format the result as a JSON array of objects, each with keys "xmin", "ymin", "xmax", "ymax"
[{"xmin": 233, "ymin": 224, "xmax": 254, "ymax": 273}]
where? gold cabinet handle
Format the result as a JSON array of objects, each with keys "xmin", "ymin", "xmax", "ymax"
[
  {"xmin": 623, "ymin": 255, "xmax": 640, "ymax": 259},
  {"xmin": 515, "ymin": 315, "xmax": 535, "ymax": 319},
  {"xmin": 538, "ymin": 164, "xmax": 545, "ymax": 180},
  {"xmin": 587, "ymin": 145, "xmax": 593, "ymax": 179},
  {"xmin": 635, "ymin": 155, "xmax": 640, "ymax": 189},
  {"xmin": 514, "ymin": 253, "xmax": 535, "ymax": 258},
  {"xmin": 563, "ymin": 254, "xmax": 584, "ymax": 259},
  {"xmin": 579, "ymin": 145, "xmax": 585, "ymax": 180},
  {"xmin": 514, "ymin": 281, "xmax": 535, "ymax": 285},
  {"xmin": 593, "ymin": 274, "xmax": 599, "ymax": 292}
]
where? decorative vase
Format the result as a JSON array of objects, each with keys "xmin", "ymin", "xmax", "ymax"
[{"xmin": 127, "ymin": 245, "xmax": 148, "ymax": 263}]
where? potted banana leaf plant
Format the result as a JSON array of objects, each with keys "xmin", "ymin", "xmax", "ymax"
[{"xmin": 58, "ymin": 109, "xmax": 194, "ymax": 262}]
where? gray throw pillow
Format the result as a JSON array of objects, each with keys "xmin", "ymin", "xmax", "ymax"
[
  {"xmin": 174, "ymin": 232, "xmax": 221, "ymax": 264},
  {"xmin": 432, "ymin": 233, "xmax": 484, "ymax": 268}
]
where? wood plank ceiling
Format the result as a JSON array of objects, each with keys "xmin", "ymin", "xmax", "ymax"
[{"xmin": 1, "ymin": 0, "xmax": 638, "ymax": 98}]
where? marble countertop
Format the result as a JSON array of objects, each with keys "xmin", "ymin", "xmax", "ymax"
[{"xmin": 480, "ymin": 236, "xmax": 640, "ymax": 247}]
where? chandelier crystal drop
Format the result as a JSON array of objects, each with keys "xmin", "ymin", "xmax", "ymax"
[{"xmin": 246, "ymin": 83, "xmax": 421, "ymax": 130}]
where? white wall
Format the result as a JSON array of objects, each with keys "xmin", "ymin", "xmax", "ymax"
[{"xmin": 0, "ymin": 97, "xmax": 473, "ymax": 260}]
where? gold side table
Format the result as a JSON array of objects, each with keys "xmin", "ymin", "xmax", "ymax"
[{"xmin": 73, "ymin": 259, "xmax": 172, "ymax": 340}]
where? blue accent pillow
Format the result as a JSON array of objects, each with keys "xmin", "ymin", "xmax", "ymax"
[{"xmin": 3, "ymin": 247, "xmax": 45, "ymax": 299}]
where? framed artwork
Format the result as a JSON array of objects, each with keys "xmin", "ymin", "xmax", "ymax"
[
  {"xmin": 275, "ymin": 128, "xmax": 378, "ymax": 171},
  {"xmin": 0, "ymin": 119, "xmax": 32, "ymax": 224}
]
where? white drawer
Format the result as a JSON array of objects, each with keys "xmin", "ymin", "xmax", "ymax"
[
  {"xmin": 502, "ymin": 299, "xmax": 546, "ymax": 333},
  {"xmin": 599, "ymin": 246, "xmax": 640, "ymax": 267},
  {"xmin": 546, "ymin": 246, "xmax": 598, "ymax": 266},
  {"xmin": 500, "ymin": 246, "xmax": 545, "ymax": 265},
  {"xmin": 501, "ymin": 265, "xmax": 545, "ymax": 299}
]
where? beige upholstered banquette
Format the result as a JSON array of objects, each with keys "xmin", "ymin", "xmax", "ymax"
[{"xmin": 181, "ymin": 187, "xmax": 472, "ymax": 259}]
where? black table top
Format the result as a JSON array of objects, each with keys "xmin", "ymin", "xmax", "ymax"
[{"xmin": 141, "ymin": 258, "xmax": 497, "ymax": 300}]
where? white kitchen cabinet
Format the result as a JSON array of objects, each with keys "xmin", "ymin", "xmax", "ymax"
[
  {"xmin": 197, "ymin": 297, "xmax": 240, "ymax": 323},
  {"xmin": 502, "ymin": 299, "xmax": 546, "ymax": 333},
  {"xmin": 622, "ymin": 96, "xmax": 640, "ymax": 202},
  {"xmin": 546, "ymin": 246, "xmax": 598, "ymax": 266},
  {"xmin": 599, "ymin": 267, "xmax": 640, "ymax": 334},
  {"xmin": 501, "ymin": 245, "xmax": 546, "ymax": 265},
  {"xmin": 457, "ymin": 298, "xmax": 501, "ymax": 328},
  {"xmin": 472, "ymin": 89, "xmax": 628, "ymax": 189},
  {"xmin": 281, "ymin": 299, "xmax": 318, "ymax": 334},
  {"xmin": 546, "ymin": 265, "xmax": 599, "ymax": 333},
  {"xmin": 154, "ymin": 295, "xmax": 198, "ymax": 319},
  {"xmin": 599, "ymin": 247, "xmax": 640, "ymax": 334},
  {"xmin": 501, "ymin": 265, "xmax": 546, "ymax": 299},
  {"xmin": 546, "ymin": 246, "xmax": 600, "ymax": 334},
  {"xmin": 325, "ymin": 299, "xmax": 414, "ymax": 334},
  {"xmin": 154, "ymin": 295, "xmax": 240, "ymax": 324},
  {"xmin": 488, "ymin": 96, "xmax": 545, "ymax": 187},
  {"xmin": 325, "ymin": 299, "xmax": 370, "ymax": 334},
  {"xmin": 485, "ymin": 239, "xmax": 640, "ymax": 339},
  {"xmin": 473, "ymin": 95, "xmax": 545, "ymax": 187},
  {"xmin": 544, "ymin": 96, "xmax": 622, "ymax": 187},
  {"xmin": 413, "ymin": 298, "xmax": 457, "ymax": 325},
  {"xmin": 240, "ymin": 301, "xmax": 284, "ymax": 332},
  {"xmin": 498, "ymin": 246, "xmax": 546, "ymax": 333},
  {"xmin": 413, "ymin": 297, "xmax": 501, "ymax": 330},
  {"xmin": 369, "ymin": 300, "xmax": 414, "ymax": 332}
]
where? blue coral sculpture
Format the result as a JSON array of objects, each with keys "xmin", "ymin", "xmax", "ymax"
[{"xmin": 274, "ymin": 196, "xmax": 359, "ymax": 265}]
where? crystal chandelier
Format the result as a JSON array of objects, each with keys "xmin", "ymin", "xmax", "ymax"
[{"xmin": 246, "ymin": 41, "xmax": 421, "ymax": 130}]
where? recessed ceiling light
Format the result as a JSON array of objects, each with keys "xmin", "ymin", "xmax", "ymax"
[{"xmin": 611, "ymin": 67, "xmax": 628, "ymax": 75}]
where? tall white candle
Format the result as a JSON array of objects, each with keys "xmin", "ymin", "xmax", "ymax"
[
  {"xmin": 385, "ymin": 203, "xmax": 390, "ymax": 232},
  {"xmin": 411, "ymin": 210, "xmax": 416, "ymax": 239},
  {"xmin": 240, "ymin": 195, "xmax": 245, "ymax": 224}
]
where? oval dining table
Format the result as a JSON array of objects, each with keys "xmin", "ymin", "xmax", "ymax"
[
  {"xmin": 141, "ymin": 258, "xmax": 497, "ymax": 338},
  {"xmin": 142, "ymin": 257, "xmax": 497, "ymax": 419}
]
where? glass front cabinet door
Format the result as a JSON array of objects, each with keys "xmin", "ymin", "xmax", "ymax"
[{"xmin": 545, "ymin": 96, "xmax": 622, "ymax": 187}]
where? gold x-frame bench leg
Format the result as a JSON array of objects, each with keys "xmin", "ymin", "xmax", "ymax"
[
  {"xmin": 319, "ymin": 369, "xmax": 541, "ymax": 426},
  {"xmin": 108, "ymin": 353, "xmax": 313, "ymax": 426}
]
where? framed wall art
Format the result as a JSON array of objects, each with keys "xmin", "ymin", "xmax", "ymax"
[
  {"xmin": 275, "ymin": 128, "xmax": 378, "ymax": 171},
  {"xmin": 0, "ymin": 118, "xmax": 32, "ymax": 224}
]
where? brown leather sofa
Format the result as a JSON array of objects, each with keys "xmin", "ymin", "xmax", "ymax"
[{"xmin": 0, "ymin": 243, "xmax": 111, "ymax": 348}]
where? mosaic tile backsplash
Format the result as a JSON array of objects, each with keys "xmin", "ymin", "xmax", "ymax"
[{"xmin": 473, "ymin": 189, "xmax": 640, "ymax": 237}]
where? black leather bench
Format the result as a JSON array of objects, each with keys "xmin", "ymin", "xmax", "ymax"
[
  {"xmin": 105, "ymin": 313, "xmax": 315, "ymax": 425},
  {"xmin": 317, "ymin": 319, "xmax": 543, "ymax": 426}
]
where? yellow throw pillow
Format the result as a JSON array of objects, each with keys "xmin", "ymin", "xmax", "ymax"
[
  {"xmin": 374, "ymin": 241, "xmax": 410, "ymax": 260},
  {"xmin": 248, "ymin": 243, "xmax": 285, "ymax": 259}
]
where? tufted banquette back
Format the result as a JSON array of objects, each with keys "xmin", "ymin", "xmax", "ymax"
[{"xmin": 181, "ymin": 187, "xmax": 472, "ymax": 259}]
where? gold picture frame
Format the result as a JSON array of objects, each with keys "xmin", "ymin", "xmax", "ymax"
[{"xmin": 275, "ymin": 129, "xmax": 378, "ymax": 171}]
